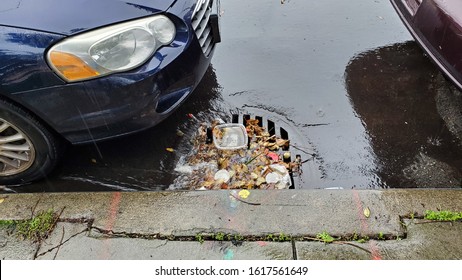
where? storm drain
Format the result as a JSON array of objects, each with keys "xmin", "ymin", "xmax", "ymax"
[
  {"xmin": 231, "ymin": 113, "xmax": 290, "ymax": 149},
  {"xmin": 171, "ymin": 113, "xmax": 307, "ymax": 190}
]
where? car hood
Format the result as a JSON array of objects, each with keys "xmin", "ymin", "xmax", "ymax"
[{"xmin": 0, "ymin": 0, "xmax": 177, "ymax": 35}]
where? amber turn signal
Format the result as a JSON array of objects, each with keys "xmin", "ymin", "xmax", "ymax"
[{"xmin": 49, "ymin": 51, "xmax": 99, "ymax": 82}]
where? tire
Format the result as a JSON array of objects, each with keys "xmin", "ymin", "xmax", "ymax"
[{"xmin": 0, "ymin": 99, "xmax": 63, "ymax": 185}]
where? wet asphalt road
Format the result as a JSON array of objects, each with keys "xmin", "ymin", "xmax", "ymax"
[{"xmin": 3, "ymin": 0, "xmax": 461, "ymax": 193}]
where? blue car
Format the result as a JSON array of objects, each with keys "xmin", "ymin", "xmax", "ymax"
[{"xmin": 0, "ymin": 0, "xmax": 220, "ymax": 185}]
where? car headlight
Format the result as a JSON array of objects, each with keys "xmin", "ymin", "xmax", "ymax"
[{"xmin": 47, "ymin": 15, "xmax": 176, "ymax": 82}]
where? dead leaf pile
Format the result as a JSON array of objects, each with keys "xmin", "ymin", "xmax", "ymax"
[{"xmin": 177, "ymin": 118, "xmax": 303, "ymax": 190}]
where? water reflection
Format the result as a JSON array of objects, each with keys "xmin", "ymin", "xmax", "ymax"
[{"xmin": 345, "ymin": 41, "xmax": 462, "ymax": 188}]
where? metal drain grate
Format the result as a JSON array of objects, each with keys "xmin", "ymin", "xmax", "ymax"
[{"xmin": 230, "ymin": 113, "xmax": 298, "ymax": 189}]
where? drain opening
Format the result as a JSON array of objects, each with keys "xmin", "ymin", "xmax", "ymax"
[
  {"xmin": 230, "ymin": 113, "xmax": 301, "ymax": 189},
  {"xmin": 172, "ymin": 112, "xmax": 311, "ymax": 190}
]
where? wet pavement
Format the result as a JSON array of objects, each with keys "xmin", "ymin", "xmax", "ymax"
[{"xmin": 2, "ymin": 0, "xmax": 461, "ymax": 193}]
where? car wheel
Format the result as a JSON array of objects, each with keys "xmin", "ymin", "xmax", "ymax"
[{"xmin": 0, "ymin": 99, "xmax": 62, "ymax": 185}]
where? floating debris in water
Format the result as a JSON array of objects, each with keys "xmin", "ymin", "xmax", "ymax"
[{"xmin": 173, "ymin": 117, "xmax": 304, "ymax": 190}]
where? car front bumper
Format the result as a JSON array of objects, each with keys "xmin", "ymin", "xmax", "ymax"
[{"xmin": 10, "ymin": 0, "xmax": 219, "ymax": 144}]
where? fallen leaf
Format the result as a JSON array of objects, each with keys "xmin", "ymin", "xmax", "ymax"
[
  {"xmin": 276, "ymin": 138, "xmax": 289, "ymax": 147},
  {"xmin": 364, "ymin": 207, "xmax": 370, "ymax": 218},
  {"xmin": 233, "ymin": 181, "xmax": 246, "ymax": 188},
  {"xmin": 166, "ymin": 148, "xmax": 175, "ymax": 153},
  {"xmin": 239, "ymin": 190, "xmax": 250, "ymax": 199},
  {"xmin": 218, "ymin": 158, "xmax": 229, "ymax": 169},
  {"xmin": 0, "ymin": 198, "xmax": 4, "ymax": 204},
  {"xmin": 202, "ymin": 180, "xmax": 214, "ymax": 187},
  {"xmin": 256, "ymin": 177, "xmax": 266, "ymax": 186}
]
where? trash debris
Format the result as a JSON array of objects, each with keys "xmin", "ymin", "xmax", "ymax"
[
  {"xmin": 174, "ymin": 165, "xmax": 193, "ymax": 174},
  {"xmin": 213, "ymin": 124, "xmax": 248, "ymax": 150},
  {"xmin": 187, "ymin": 113, "xmax": 199, "ymax": 122},
  {"xmin": 174, "ymin": 116, "xmax": 303, "ymax": 190},
  {"xmin": 267, "ymin": 152, "xmax": 279, "ymax": 162},
  {"xmin": 263, "ymin": 164, "xmax": 292, "ymax": 189},
  {"xmin": 214, "ymin": 169, "xmax": 231, "ymax": 183}
]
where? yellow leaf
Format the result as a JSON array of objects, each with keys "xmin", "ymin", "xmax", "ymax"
[
  {"xmin": 364, "ymin": 207, "xmax": 370, "ymax": 218},
  {"xmin": 166, "ymin": 148, "xmax": 175, "ymax": 153},
  {"xmin": 0, "ymin": 198, "xmax": 4, "ymax": 204},
  {"xmin": 239, "ymin": 190, "xmax": 250, "ymax": 199}
]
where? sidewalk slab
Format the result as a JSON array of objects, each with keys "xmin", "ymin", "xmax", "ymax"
[
  {"xmin": 1, "ymin": 189, "xmax": 461, "ymax": 260},
  {"xmin": 296, "ymin": 242, "xmax": 371, "ymax": 260},
  {"xmin": 296, "ymin": 219, "xmax": 462, "ymax": 260}
]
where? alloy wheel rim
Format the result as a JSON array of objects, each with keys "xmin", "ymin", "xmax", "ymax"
[{"xmin": 0, "ymin": 118, "xmax": 35, "ymax": 176}]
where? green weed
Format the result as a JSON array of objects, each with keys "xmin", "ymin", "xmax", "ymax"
[
  {"xmin": 16, "ymin": 209, "xmax": 57, "ymax": 242},
  {"xmin": 424, "ymin": 210, "xmax": 462, "ymax": 221},
  {"xmin": 316, "ymin": 231, "xmax": 335, "ymax": 243},
  {"xmin": 264, "ymin": 233, "xmax": 291, "ymax": 242},
  {"xmin": 214, "ymin": 232, "xmax": 225, "ymax": 241},
  {"xmin": 0, "ymin": 220, "xmax": 15, "ymax": 227},
  {"xmin": 195, "ymin": 233, "xmax": 204, "ymax": 244}
]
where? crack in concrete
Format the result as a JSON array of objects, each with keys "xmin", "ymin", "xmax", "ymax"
[
  {"xmin": 31, "ymin": 213, "xmax": 448, "ymax": 260},
  {"xmin": 34, "ymin": 227, "xmax": 89, "ymax": 259},
  {"xmin": 33, "ymin": 217, "xmax": 94, "ymax": 259}
]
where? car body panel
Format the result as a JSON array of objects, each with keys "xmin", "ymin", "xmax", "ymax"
[
  {"xmin": 391, "ymin": 0, "xmax": 462, "ymax": 90},
  {"xmin": 0, "ymin": 0, "xmax": 176, "ymax": 35},
  {"xmin": 0, "ymin": 26, "xmax": 65, "ymax": 93},
  {"xmin": 0, "ymin": 0, "xmax": 219, "ymax": 144}
]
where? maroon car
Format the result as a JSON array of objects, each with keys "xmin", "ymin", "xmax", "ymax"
[{"xmin": 391, "ymin": 0, "xmax": 462, "ymax": 90}]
